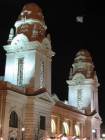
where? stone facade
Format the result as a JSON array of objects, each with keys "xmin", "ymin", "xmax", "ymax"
[
  {"xmin": 0, "ymin": 81, "xmax": 54, "ymax": 140},
  {"xmin": 0, "ymin": 2, "xmax": 101, "ymax": 140}
]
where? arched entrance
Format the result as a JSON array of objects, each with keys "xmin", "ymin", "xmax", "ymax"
[{"xmin": 9, "ymin": 111, "xmax": 18, "ymax": 140}]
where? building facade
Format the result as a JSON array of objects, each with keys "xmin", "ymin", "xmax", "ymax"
[{"xmin": 0, "ymin": 3, "xmax": 101, "ymax": 140}]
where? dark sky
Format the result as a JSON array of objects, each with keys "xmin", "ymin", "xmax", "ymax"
[{"xmin": 0, "ymin": 0, "xmax": 105, "ymax": 124}]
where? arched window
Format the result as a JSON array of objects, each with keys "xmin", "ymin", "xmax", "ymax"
[
  {"xmin": 17, "ymin": 57, "xmax": 24, "ymax": 86},
  {"xmin": 62, "ymin": 121, "xmax": 69, "ymax": 135},
  {"xmin": 51, "ymin": 119, "xmax": 56, "ymax": 134},
  {"xmin": 40, "ymin": 61, "xmax": 44, "ymax": 88},
  {"xmin": 9, "ymin": 111, "xmax": 18, "ymax": 128},
  {"xmin": 75, "ymin": 124, "xmax": 80, "ymax": 137}
]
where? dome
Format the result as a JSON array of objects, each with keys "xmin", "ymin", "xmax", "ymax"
[
  {"xmin": 14, "ymin": 3, "xmax": 47, "ymax": 42},
  {"xmin": 76, "ymin": 49, "xmax": 91, "ymax": 57},
  {"xmin": 19, "ymin": 3, "xmax": 44, "ymax": 22},
  {"xmin": 71, "ymin": 49, "xmax": 94, "ymax": 78},
  {"xmin": 75, "ymin": 49, "xmax": 92, "ymax": 62}
]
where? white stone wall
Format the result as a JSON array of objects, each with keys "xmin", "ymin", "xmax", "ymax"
[
  {"xmin": 68, "ymin": 84, "xmax": 92, "ymax": 109},
  {"xmin": 91, "ymin": 115, "xmax": 101, "ymax": 140},
  {"xmin": 4, "ymin": 39, "xmax": 54, "ymax": 94},
  {"xmin": 23, "ymin": 94, "xmax": 53, "ymax": 140},
  {"xmin": 67, "ymin": 78, "xmax": 99, "ymax": 113},
  {"xmin": 3, "ymin": 90, "xmax": 27, "ymax": 140},
  {"xmin": 5, "ymin": 53, "xmax": 16, "ymax": 84}
]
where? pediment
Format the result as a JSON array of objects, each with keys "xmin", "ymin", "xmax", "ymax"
[
  {"xmin": 37, "ymin": 92, "xmax": 55, "ymax": 104},
  {"xmin": 92, "ymin": 112, "xmax": 102, "ymax": 121}
]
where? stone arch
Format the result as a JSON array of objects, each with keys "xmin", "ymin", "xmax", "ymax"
[
  {"xmin": 8, "ymin": 109, "xmax": 22, "ymax": 140},
  {"xmin": 9, "ymin": 111, "xmax": 18, "ymax": 128}
]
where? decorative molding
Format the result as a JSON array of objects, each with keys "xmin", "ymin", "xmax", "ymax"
[
  {"xmin": 4, "ymin": 39, "xmax": 55, "ymax": 58},
  {"xmin": 15, "ymin": 19, "xmax": 47, "ymax": 30}
]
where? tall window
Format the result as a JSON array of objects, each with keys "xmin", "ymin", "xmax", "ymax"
[
  {"xmin": 9, "ymin": 111, "xmax": 18, "ymax": 128},
  {"xmin": 51, "ymin": 119, "xmax": 56, "ymax": 134},
  {"xmin": 62, "ymin": 121, "xmax": 70, "ymax": 135},
  {"xmin": 75, "ymin": 124, "xmax": 80, "ymax": 137},
  {"xmin": 40, "ymin": 61, "xmax": 44, "ymax": 88},
  {"xmin": 40, "ymin": 116, "xmax": 46, "ymax": 130},
  {"xmin": 17, "ymin": 58, "xmax": 24, "ymax": 86},
  {"xmin": 77, "ymin": 89, "xmax": 82, "ymax": 109}
]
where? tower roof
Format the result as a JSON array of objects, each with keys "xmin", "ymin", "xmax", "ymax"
[
  {"xmin": 74, "ymin": 49, "xmax": 92, "ymax": 63},
  {"xmin": 18, "ymin": 3, "xmax": 44, "ymax": 22},
  {"xmin": 69, "ymin": 49, "xmax": 95, "ymax": 79},
  {"xmin": 12, "ymin": 3, "xmax": 47, "ymax": 43},
  {"xmin": 76, "ymin": 49, "xmax": 91, "ymax": 57}
]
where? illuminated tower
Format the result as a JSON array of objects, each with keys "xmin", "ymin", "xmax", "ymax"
[
  {"xmin": 67, "ymin": 49, "xmax": 99, "ymax": 114},
  {"xmin": 4, "ymin": 3, "xmax": 54, "ymax": 94}
]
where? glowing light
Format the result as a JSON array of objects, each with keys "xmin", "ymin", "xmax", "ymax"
[
  {"xmin": 63, "ymin": 122, "xmax": 69, "ymax": 135},
  {"xmin": 102, "ymin": 133, "xmax": 105, "ymax": 138},
  {"xmin": 92, "ymin": 129, "xmax": 96, "ymax": 133},
  {"xmin": 51, "ymin": 119, "xmax": 56, "ymax": 133},
  {"xmin": 75, "ymin": 124, "xmax": 80, "ymax": 137},
  {"xmin": 75, "ymin": 138, "xmax": 80, "ymax": 140},
  {"xmin": 21, "ymin": 127, "xmax": 25, "ymax": 132},
  {"xmin": 76, "ymin": 16, "xmax": 83, "ymax": 23},
  {"xmin": 61, "ymin": 136, "xmax": 68, "ymax": 140},
  {"xmin": 0, "ymin": 137, "xmax": 3, "ymax": 140}
]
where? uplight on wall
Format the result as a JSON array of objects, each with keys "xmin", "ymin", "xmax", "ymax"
[
  {"xmin": 92, "ymin": 129, "xmax": 96, "ymax": 133},
  {"xmin": 51, "ymin": 119, "xmax": 56, "ymax": 133},
  {"xmin": 75, "ymin": 124, "xmax": 80, "ymax": 137},
  {"xmin": 63, "ymin": 121, "xmax": 69, "ymax": 135},
  {"xmin": 102, "ymin": 133, "xmax": 105, "ymax": 138}
]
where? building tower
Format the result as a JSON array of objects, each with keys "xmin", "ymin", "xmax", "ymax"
[
  {"xmin": 67, "ymin": 49, "xmax": 99, "ymax": 114},
  {"xmin": 4, "ymin": 3, "xmax": 54, "ymax": 94},
  {"xmin": 0, "ymin": 3, "xmax": 54, "ymax": 140}
]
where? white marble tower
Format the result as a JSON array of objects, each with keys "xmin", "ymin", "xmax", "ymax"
[
  {"xmin": 67, "ymin": 49, "xmax": 99, "ymax": 114},
  {"xmin": 4, "ymin": 3, "xmax": 54, "ymax": 94}
]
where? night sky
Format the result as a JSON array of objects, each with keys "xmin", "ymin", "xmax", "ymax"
[{"xmin": 0, "ymin": 0, "xmax": 105, "ymax": 125}]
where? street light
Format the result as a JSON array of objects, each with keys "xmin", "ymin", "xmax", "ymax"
[
  {"xmin": 102, "ymin": 133, "xmax": 105, "ymax": 137},
  {"xmin": 21, "ymin": 127, "xmax": 25, "ymax": 140},
  {"xmin": 92, "ymin": 129, "xmax": 96, "ymax": 133},
  {"xmin": 102, "ymin": 133, "xmax": 105, "ymax": 140},
  {"xmin": 92, "ymin": 129, "xmax": 96, "ymax": 139}
]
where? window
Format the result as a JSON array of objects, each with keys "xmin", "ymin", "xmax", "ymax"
[
  {"xmin": 75, "ymin": 124, "xmax": 80, "ymax": 137},
  {"xmin": 77, "ymin": 89, "xmax": 82, "ymax": 109},
  {"xmin": 9, "ymin": 111, "xmax": 18, "ymax": 128},
  {"xmin": 17, "ymin": 58, "xmax": 24, "ymax": 86},
  {"xmin": 40, "ymin": 116, "xmax": 46, "ymax": 130},
  {"xmin": 62, "ymin": 121, "xmax": 70, "ymax": 135},
  {"xmin": 51, "ymin": 119, "xmax": 56, "ymax": 133},
  {"xmin": 40, "ymin": 61, "xmax": 44, "ymax": 88}
]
